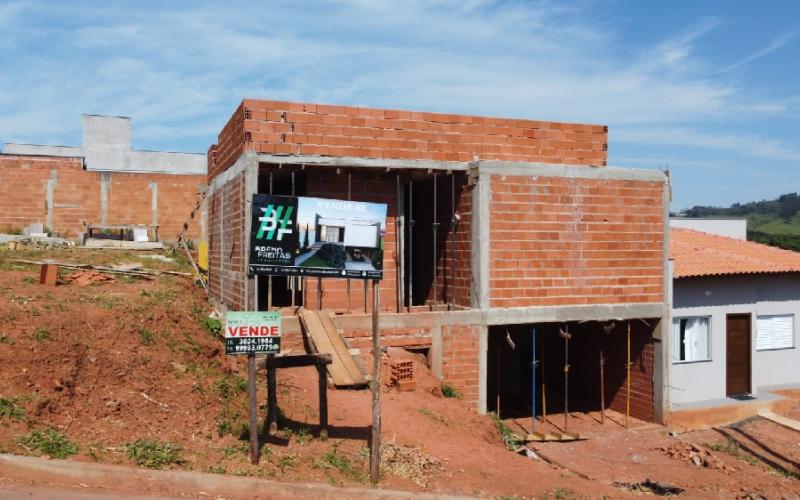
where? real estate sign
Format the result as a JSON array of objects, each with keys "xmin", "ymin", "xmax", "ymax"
[
  {"xmin": 248, "ymin": 194, "xmax": 387, "ymax": 280},
  {"xmin": 225, "ymin": 311, "xmax": 282, "ymax": 355}
]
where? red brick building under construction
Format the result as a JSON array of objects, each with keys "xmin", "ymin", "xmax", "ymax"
[{"xmin": 206, "ymin": 99, "xmax": 670, "ymax": 424}]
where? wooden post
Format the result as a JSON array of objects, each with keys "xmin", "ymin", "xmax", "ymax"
[
  {"xmin": 267, "ymin": 358, "xmax": 278, "ymax": 435},
  {"xmin": 317, "ymin": 364, "xmax": 328, "ymax": 439},
  {"xmin": 370, "ymin": 279, "xmax": 381, "ymax": 484},
  {"xmin": 600, "ymin": 339, "xmax": 606, "ymax": 425},
  {"xmin": 247, "ymin": 353, "xmax": 259, "ymax": 464}
]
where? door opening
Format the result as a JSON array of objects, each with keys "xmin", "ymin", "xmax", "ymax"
[{"xmin": 726, "ymin": 313, "xmax": 751, "ymax": 397}]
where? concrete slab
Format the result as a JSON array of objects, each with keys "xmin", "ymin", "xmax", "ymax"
[{"xmin": 669, "ymin": 389, "xmax": 793, "ymax": 432}]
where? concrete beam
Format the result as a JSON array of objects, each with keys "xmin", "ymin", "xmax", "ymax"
[
  {"xmin": 149, "ymin": 181, "xmax": 158, "ymax": 226},
  {"xmin": 478, "ymin": 160, "xmax": 668, "ymax": 183},
  {"xmin": 99, "ymin": 173, "xmax": 111, "ymax": 225},
  {"xmin": 484, "ymin": 302, "xmax": 664, "ymax": 325},
  {"xmin": 3, "ymin": 144, "xmax": 84, "ymax": 158},
  {"xmin": 256, "ymin": 153, "xmax": 467, "ymax": 172}
]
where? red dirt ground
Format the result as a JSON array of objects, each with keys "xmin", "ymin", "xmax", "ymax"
[{"xmin": 0, "ymin": 247, "xmax": 799, "ymax": 499}]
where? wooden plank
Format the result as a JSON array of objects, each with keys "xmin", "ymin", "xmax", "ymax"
[
  {"xmin": 319, "ymin": 311, "xmax": 367, "ymax": 386},
  {"xmin": 266, "ymin": 353, "xmax": 332, "ymax": 369},
  {"xmin": 298, "ymin": 309, "xmax": 355, "ymax": 387}
]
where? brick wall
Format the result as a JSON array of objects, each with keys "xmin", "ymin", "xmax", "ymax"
[
  {"xmin": 0, "ymin": 154, "xmax": 205, "ymax": 241},
  {"xmin": 207, "ymin": 171, "xmax": 247, "ymax": 310},
  {"xmin": 489, "ymin": 175, "xmax": 664, "ymax": 308},
  {"xmin": 210, "ymin": 99, "xmax": 608, "ymax": 177},
  {"xmin": 441, "ymin": 323, "xmax": 481, "ymax": 408}
]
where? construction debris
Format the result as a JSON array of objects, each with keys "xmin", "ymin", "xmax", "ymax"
[
  {"xmin": 379, "ymin": 443, "xmax": 444, "ymax": 487},
  {"xmin": 615, "ymin": 479, "xmax": 684, "ymax": 496},
  {"xmin": 390, "ymin": 359, "xmax": 415, "ymax": 392},
  {"xmin": 659, "ymin": 443, "xmax": 737, "ymax": 473},
  {"xmin": 63, "ymin": 270, "xmax": 116, "ymax": 286},
  {"xmin": 14, "ymin": 259, "xmax": 190, "ymax": 278},
  {"xmin": 0, "ymin": 234, "xmax": 74, "ymax": 248}
]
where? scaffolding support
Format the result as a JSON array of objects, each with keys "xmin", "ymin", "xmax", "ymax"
[
  {"xmin": 600, "ymin": 334, "xmax": 606, "ymax": 425},
  {"xmin": 626, "ymin": 320, "xmax": 631, "ymax": 429},
  {"xmin": 431, "ymin": 172, "xmax": 439, "ymax": 307},
  {"xmin": 560, "ymin": 325, "xmax": 572, "ymax": 433},
  {"xmin": 449, "ymin": 173, "xmax": 456, "ymax": 309},
  {"xmin": 396, "ymin": 173, "xmax": 403, "ymax": 313},
  {"xmin": 408, "ymin": 180, "xmax": 414, "ymax": 310},
  {"xmin": 346, "ymin": 170, "xmax": 352, "ymax": 313},
  {"xmin": 531, "ymin": 327, "xmax": 537, "ymax": 432},
  {"xmin": 267, "ymin": 171, "xmax": 274, "ymax": 310}
]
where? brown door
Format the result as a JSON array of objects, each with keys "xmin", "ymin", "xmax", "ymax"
[{"xmin": 726, "ymin": 314, "xmax": 751, "ymax": 396}]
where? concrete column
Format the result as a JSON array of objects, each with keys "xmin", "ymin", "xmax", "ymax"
[
  {"xmin": 655, "ymin": 175, "xmax": 673, "ymax": 426},
  {"xmin": 199, "ymin": 185, "xmax": 209, "ymax": 244},
  {"xmin": 244, "ymin": 153, "xmax": 259, "ymax": 311},
  {"xmin": 45, "ymin": 170, "xmax": 57, "ymax": 234},
  {"xmin": 470, "ymin": 163, "xmax": 491, "ymax": 310},
  {"xmin": 431, "ymin": 325, "xmax": 442, "ymax": 379},
  {"xmin": 99, "ymin": 173, "xmax": 111, "ymax": 225},
  {"xmin": 149, "ymin": 181, "xmax": 158, "ymax": 227},
  {"xmin": 477, "ymin": 323, "xmax": 489, "ymax": 414}
]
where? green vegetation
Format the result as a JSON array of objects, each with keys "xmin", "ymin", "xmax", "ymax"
[
  {"xmin": 138, "ymin": 328, "xmax": 155, "ymax": 345},
  {"xmin": 124, "ymin": 439, "xmax": 183, "ymax": 468},
  {"xmin": 22, "ymin": 276, "xmax": 36, "ymax": 285},
  {"xmin": 278, "ymin": 453, "xmax": 298, "ymax": 469},
  {"xmin": 705, "ymin": 438, "xmax": 757, "ymax": 465},
  {"xmin": 199, "ymin": 316, "xmax": 222, "ymax": 339},
  {"xmin": 18, "ymin": 428, "xmax": 78, "ymax": 458},
  {"xmin": 441, "ymin": 381, "xmax": 461, "ymax": 399},
  {"xmin": 208, "ymin": 465, "xmax": 227, "ymax": 474},
  {"xmin": 679, "ymin": 192, "xmax": 800, "ymax": 251},
  {"xmin": 33, "ymin": 327, "xmax": 50, "ymax": 341},
  {"xmin": 418, "ymin": 407, "xmax": 449, "ymax": 426},
  {"xmin": 216, "ymin": 374, "xmax": 247, "ymax": 400},
  {"xmin": 315, "ymin": 445, "xmax": 366, "ymax": 483},
  {"xmin": 95, "ymin": 294, "xmax": 124, "ymax": 310},
  {"xmin": 489, "ymin": 411, "xmax": 521, "ymax": 451},
  {"xmin": 0, "ymin": 334, "xmax": 14, "ymax": 345},
  {"xmin": 279, "ymin": 426, "xmax": 311, "ymax": 445},
  {"xmin": 0, "ymin": 396, "xmax": 26, "ymax": 421}
]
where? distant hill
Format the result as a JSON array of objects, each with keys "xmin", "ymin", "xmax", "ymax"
[{"xmin": 676, "ymin": 193, "xmax": 800, "ymax": 252}]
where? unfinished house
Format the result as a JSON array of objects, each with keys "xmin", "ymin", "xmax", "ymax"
[
  {"xmin": 206, "ymin": 99, "xmax": 670, "ymax": 425},
  {"xmin": 0, "ymin": 115, "xmax": 207, "ymax": 243}
]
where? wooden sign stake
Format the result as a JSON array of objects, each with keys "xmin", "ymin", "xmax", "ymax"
[
  {"xmin": 370, "ymin": 279, "xmax": 382, "ymax": 484},
  {"xmin": 247, "ymin": 352, "xmax": 259, "ymax": 464}
]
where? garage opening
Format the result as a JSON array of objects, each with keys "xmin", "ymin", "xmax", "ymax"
[{"xmin": 486, "ymin": 320, "xmax": 659, "ymax": 426}]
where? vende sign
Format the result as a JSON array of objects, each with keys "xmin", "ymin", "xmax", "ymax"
[{"xmin": 225, "ymin": 311, "xmax": 281, "ymax": 355}]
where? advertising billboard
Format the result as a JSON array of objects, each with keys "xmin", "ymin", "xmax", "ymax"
[{"xmin": 248, "ymin": 194, "xmax": 387, "ymax": 280}]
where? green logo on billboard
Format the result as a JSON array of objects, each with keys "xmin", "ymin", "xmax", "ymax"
[{"xmin": 256, "ymin": 204, "xmax": 294, "ymax": 241}]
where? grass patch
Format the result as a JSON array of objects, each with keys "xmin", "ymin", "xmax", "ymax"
[
  {"xmin": 33, "ymin": 327, "xmax": 50, "ymax": 341},
  {"xmin": 95, "ymin": 294, "xmax": 124, "ymax": 310},
  {"xmin": 441, "ymin": 382, "xmax": 461, "ymax": 399},
  {"xmin": 22, "ymin": 276, "xmax": 36, "ymax": 285},
  {"xmin": 0, "ymin": 334, "xmax": 14, "ymax": 345},
  {"xmin": 140, "ymin": 288, "xmax": 177, "ymax": 304},
  {"xmin": 0, "ymin": 396, "xmax": 26, "ymax": 421},
  {"xmin": 279, "ymin": 426, "xmax": 312, "ymax": 445},
  {"xmin": 199, "ymin": 317, "xmax": 222, "ymax": 339},
  {"xmin": 216, "ymin": 374, "xmax": 247, "ymax": 400},
  {"xmin": 208, "ymin": 465, "xmax": 227, "ymax": 474},
  {"xmin": 138, "ymin": 328, "xmax": 155, "ymax": 346},
  {"xmin": 125, "ymin": 439, "xmax": 183, "ymax": 469},
  {"xmin": 489, "ymin": 412, "xmax": 521, "ymax": 451},
  {"xmin": 278, "ymin": 453, "xmax": 298, "ymax": 469},
  {"xmin": 18, "ymin": 428, "xmax": 78, "ymax": 458},
  {"xmin": 418, "ymin": 407, "xmax": 449, "ymax": 426},
  {"xmin": 705, "ymin": 438, "xmax": 758, "ymax": 465},
  {"xmin": 316, "ymin": 445, "xmax": 366, "ymax": 483}
]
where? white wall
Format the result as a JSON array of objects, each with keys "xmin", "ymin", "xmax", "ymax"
[
  {"xmin": 669, "ymin": 218, "xmax": 747, "ymax": 240},
  {"xmin": 670, "ymin": 274, "xmax": 800, "ymax": 405}
]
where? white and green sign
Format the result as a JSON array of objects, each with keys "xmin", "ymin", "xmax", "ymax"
[{"xmin": 224, "ymin": 311, "xmax": 282, "ymax": 355}]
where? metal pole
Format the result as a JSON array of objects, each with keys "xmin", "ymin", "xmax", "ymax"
[
  {"xmin": 600, "ymin": 335, "xmax": 606, "ymax": 425},
  {"xmin": 561, "ymin": 325, "xmax": 571, "ymax": 433},
  {"xmin": 408, "ymin": 180, "xmax": 414, "ymax": 310},
  {"xmin": 291, "ymin": 171, "xmax": 296, "ymax": 308},
  {"xmin": 532, "ymin": 327, "xmax": 537, "ymax": 433},
  {"xmin": 396, "ymin": 173, "xmax": 402, "ymax": 313},
  {"xmin": 347, "ymin": 170, "xmax": 352, "ymax": 312},
  {"xmin": 542, "ymin": 328, "xmax": 548, "ymax": 423},
  {"xmin": 317, "ymin": 277, "xmax": 322, "ymax": 310},
  {"xmin": 626, "ymin": 321, "xmax": 631, "ymax": 429},
  {"xmin": 369, "ymin": 279, "xmax": 382, "ymax": 484},
  {"xmin": 267, "ymin": 171, "xmax": 273, "ymax": 310},
  {"xmin": 449, "ymin": 173, "xmax": 456, "ymax": 309},
  {"xmin": 431, "ymin": 172, "xmax": 438, "ymax": 307}
]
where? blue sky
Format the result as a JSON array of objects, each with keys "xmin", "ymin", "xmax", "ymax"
[{"xmin": 0, "ymin": 1, "xmax": 797, "ymax": 209}]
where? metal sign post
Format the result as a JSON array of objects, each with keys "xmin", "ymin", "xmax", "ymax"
[{"xmin": 370, "ymin": 279, "xmax": 382, "ymax": 485}]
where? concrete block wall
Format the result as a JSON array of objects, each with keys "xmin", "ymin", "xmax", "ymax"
[
  {"xmin": 0, "ymin": 154, "xmax": 205, "ymax": 240},
  {"xmin": 489, "ymin": 175, "xmax": 665, "ymax": 308},
  {"xmin": 209, "ymin": 99, "xmax": 608, "ymax": 176}
]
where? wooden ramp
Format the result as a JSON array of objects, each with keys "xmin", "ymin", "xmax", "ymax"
[{"xmin": 297, "ymin": 308, "xmax": 368, "ymax": 388}]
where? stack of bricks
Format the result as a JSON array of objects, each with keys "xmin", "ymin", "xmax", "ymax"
[
  {"xmin": 209, "ymin": 99, "xmax": 608, "ymax": 178},
  {"xmin": 489, "ymin": 176, "xmax": 665, "ymax": 308},
  {"xmin": 389, "ymin": 359, "xmax": 415, "ymax": 391}
]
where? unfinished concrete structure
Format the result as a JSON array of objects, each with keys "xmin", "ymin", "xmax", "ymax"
[
  {"xmin": 206, "ymin": 99, "xmax": 670, "ymax": 422},
  {"xmin": 0, "ymin": 115, "xmax": 207, "ymax": 241}
]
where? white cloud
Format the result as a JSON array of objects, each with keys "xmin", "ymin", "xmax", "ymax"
[
  {"xmin": 0, "ymin": 0, "xmax": 796, "ymax": 166},
  {"xmin": 722, "ymin": 30, "xmax": 799, "ymax": 72}
]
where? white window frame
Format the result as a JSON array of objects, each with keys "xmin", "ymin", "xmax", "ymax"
[
  {"xmin": 756, "ymin": 314, "xmax": 795, "ymax": 351},
  {"xmin": 672, "ymin": 316, "xmax": 712, "ymax": 364}
]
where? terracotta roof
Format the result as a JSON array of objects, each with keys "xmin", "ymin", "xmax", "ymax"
[{"xmin": 670, "ymin": 228, "xmax": 800, "ymax": 278}]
